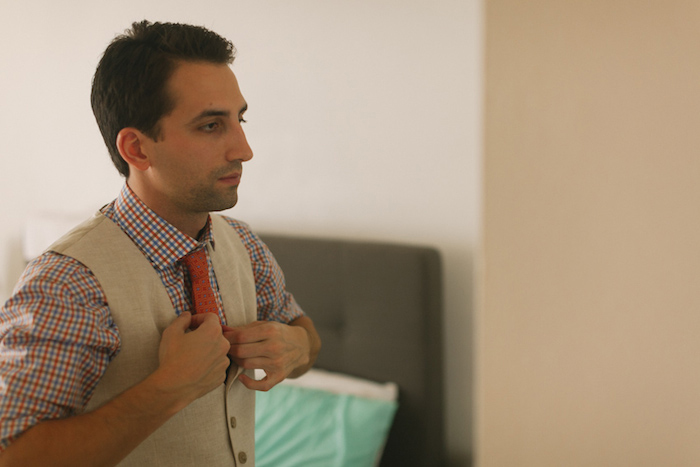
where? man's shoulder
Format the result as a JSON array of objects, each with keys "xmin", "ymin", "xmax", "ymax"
[
  {"xmin": 12, "ymin": 251, "xmax": 97, "ymax": 303},
  {"xmin": 19, "ymin": 212, "xmax": 115, "ymax": 295},
  {"xmin": 49, "ymin": 213, "xmax": 113, "ymax": 255}
]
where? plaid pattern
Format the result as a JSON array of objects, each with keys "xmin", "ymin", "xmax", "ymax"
[{"xmin": 0, "ymin": 184, "xmax": 304, "ymax": 450}]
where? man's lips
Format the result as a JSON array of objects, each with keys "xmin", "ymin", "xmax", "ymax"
[{"xmin": 218, "ymin": 173, "xmax": 241, "ymax": 185}]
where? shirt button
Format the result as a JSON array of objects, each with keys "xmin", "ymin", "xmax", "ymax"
[
  {"xmin": 238, "ymin": 451, "xmax": 247, "ymax": 464},
  {"xmin": 230, "ymin": 416, "xmax": 237, "ymax": 428}
]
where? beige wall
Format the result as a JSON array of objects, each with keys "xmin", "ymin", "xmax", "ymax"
[{"xmin": 480, "ymin": 1, "xmax": 700, "ymax": 466}]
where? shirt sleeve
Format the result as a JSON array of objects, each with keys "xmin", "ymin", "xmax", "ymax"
[
  {"xmin": 0, "ymin": 252, "xmax": 119, "ymax": 451},
  {"xmin": 222, "ymin": 217, "xmax": 306, "ymax": 323}
]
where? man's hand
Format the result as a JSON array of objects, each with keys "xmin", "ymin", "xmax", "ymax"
[
  {"xmin": 0, "ymin": 312, "xmax": 233, "ymax": 467},
  {"xmin": 155, "ymin": 312, "xmax": 231, "ymax": 407},
  {"xmin": 223, "ymin": 317, "xmax": 320, "ymax": 391}
]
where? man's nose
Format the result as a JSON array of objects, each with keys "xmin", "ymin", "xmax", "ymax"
[{"xmin": 226, "ymin": 125, "xmax": 253, "ymax": 162}]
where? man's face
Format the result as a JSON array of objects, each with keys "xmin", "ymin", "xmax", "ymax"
[{"xmin": 139, "ymin": 61, "xmax": 253, "ymax": 219}]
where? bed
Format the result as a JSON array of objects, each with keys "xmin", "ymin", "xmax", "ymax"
[
  {"xmin": 257, "ymin": 234, "xmax": 445, "ymax": 466},
  {"xmin": 20, "ymin": 218, "xmax": 445, "ymax": 465}
]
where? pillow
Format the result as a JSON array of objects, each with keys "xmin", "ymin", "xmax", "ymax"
[{"xmin": 255, "ymin": 369, "xmax": 399, "ymax": 467}]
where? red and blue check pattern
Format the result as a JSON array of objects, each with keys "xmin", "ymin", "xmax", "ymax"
[{"xmin": 0, "ymin": 184, "xmax": 304, "ymax": 451}]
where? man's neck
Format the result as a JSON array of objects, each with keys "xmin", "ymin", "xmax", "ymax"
[{"xmin": 125, "ymin": 179, "xmax": 208, "ymax": 239}]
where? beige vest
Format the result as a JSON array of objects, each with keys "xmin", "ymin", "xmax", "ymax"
[{"xmin": 50, "ymin": 213, "xmax": 257, "ymax": 466}]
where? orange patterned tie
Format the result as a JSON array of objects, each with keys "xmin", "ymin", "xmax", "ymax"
[{"xmin": 182, "ymin": 249, "xmax": 220, "ymax": 320}]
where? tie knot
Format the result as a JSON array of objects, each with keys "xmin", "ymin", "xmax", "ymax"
[{"xmin": 182, "ymin": 248, "xmax": 208, "ymax": 281}]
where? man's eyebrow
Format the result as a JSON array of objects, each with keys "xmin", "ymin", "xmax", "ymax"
[
  {"xmin": 187, "ymin": 104, "xmax": 247, "ymax": 125},
  {"xmin": 188, "ymin": 109, "xmax": 230, "ymax": 125}
]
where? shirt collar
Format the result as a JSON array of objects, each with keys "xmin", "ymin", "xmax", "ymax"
[{"xmin": 105, "ymin": 184, "xmax": 215, "ymax": 270}]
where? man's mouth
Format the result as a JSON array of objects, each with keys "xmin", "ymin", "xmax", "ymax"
[{"xmin": 218, "ymin": 173, "xmax": 241, "ymax": 186}]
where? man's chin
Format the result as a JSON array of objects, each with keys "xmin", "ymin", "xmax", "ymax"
[
  {"xmin": 208, "ymin": 195, "xmax": 238, "ymax": 212},
  {"xmin": 188, "ymin": 187, "xmax": 238, "ymax": 213}
]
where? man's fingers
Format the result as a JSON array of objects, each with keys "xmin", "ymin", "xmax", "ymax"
[
  {"xmin": 224, "ymin": 321, "xmax": 278, "ymax": 345},
  {"xmin": 189, "ymin": 312, "xmax": 221, "ymax": 331},
  {"xmin": 237, "ymin": 372, "xmax": 280, "ymax": 392},
  {"xmin": 164, "ymin": 311, "xmax": 191, "ymax": 335},
  {"xmin": 230, "ymin": 355, "xmax": 270, "ymax": 370}
]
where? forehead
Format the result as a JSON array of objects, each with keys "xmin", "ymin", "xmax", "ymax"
[{"xmin": 166, "ymin": 61, "xmax": 244, "ymax": 117}]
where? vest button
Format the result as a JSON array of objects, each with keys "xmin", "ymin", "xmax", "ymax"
[
  {"xmin": 230, "ymin": 416, "xmax": 237, "ymax": 428},
  {"xmin": 238, "ymin": 451, "xmax": 248, "ymax": 464}
]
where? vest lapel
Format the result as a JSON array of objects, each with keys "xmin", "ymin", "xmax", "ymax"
[{"xmin": 209, "ymin": 215, "xmax": 257, "ymax": 388}]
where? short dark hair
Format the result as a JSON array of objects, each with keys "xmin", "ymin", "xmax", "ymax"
[{"xmin": 91, "ymin": 20, "xmax": 236, "ymax": 177}]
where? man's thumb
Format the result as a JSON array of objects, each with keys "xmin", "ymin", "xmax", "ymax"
[{"xmin": 175, "ymin": 311, "xmax": 192, "ymax": 330}]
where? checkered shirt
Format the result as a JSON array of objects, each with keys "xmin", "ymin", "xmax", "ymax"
[{"xmin": 0, "ymin": 184, "xmax": 304, "ymax": 450}]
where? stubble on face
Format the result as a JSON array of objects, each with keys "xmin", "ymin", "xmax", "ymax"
[{"xmin": 176, "ymin": 160, "xmax": 243, "ymax": 214}]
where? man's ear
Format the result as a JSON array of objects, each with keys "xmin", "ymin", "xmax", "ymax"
[{"xmin": 116, "ymin": 128, "xmax": 152, "ymax": 172}]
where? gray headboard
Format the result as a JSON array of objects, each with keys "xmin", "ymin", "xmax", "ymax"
[{"xmin": 259, "ymin": 234, "xmax": 445, "ymax": 467}]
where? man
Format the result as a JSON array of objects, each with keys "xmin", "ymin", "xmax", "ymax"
[{"xmin": 0, "ymin": 20, "xmax": 320, "ymax": 466}]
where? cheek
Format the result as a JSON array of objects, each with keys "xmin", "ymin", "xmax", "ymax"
[
  {"xmin": 156, "ymin": 141, "xmax": 194, "ymax": 168},
  {"xmin": 154, "ymin": 137, "xmax": 218, "ymax": 177}
]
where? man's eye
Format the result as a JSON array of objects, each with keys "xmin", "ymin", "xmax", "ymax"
[
  {"xmin": 201, "ymin": 122, "xmax": 219, "ymax": 132},
  {"xmin": 239, "ymin": 117, "xmax": 247, "ymax": 124}
]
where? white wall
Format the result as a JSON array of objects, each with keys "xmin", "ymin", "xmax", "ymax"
[{"xmin": 0, "ymin": 1, "xmax": 481, "ymax": 465}]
